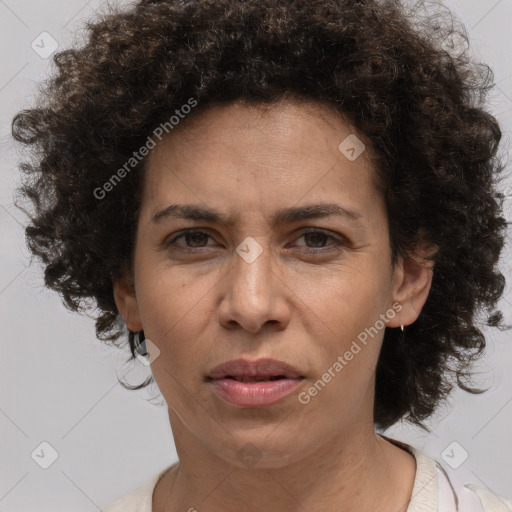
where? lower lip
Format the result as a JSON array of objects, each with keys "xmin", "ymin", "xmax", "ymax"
[{"xmin": 209, "ymin": 378, "xmax": 304, "ymax": 407}]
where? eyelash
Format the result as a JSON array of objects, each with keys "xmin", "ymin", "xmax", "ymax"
[{"xmin": 164, "ymin": 228, "xmax": 346, "ymax": 254}]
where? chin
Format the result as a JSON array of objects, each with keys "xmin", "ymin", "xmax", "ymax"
[{"xmin": 214, "ymin": 429, "xmax": 312, "ymax": 470}]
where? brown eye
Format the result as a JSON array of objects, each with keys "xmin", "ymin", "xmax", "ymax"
[
  {"xmin": 302, "ymin": 231, "xmax": 330, "ymax": 248},
  {"xmin": 165, "ymin": 229, "xmax": 214, "ymax": 250},
  {"xmin": 293, "ymin": 229, "xmax": 345, "ymax": 253},
  {"xmin": 181, "ymin": 232, "xmax": 210, "ymax": 248}
]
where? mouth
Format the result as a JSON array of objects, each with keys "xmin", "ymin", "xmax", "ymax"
[
  {"xmin": 218, "ymin": 375, "xmax": 290, "ymax": 382},
  {"xmin": 206, "ymin": 357, "xmax": 304, "ymax": 381},
  {"xmin": 206, "ymin": 358, "xmax": 305, "ymax": 407}
]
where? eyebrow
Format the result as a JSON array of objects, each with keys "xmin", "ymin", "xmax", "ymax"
[{"xmin": 151, "ymin": 202, "xmax": 363, "ymax": 227}]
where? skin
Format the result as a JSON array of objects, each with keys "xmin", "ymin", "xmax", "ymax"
[{"xmin": 114, "ymin": 96, "xmax": 435, "ymax": 512}]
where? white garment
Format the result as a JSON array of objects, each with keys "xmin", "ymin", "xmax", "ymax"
[{"xmin": 101, "ymin": 436, "xmax": 512, "ymax": 512}]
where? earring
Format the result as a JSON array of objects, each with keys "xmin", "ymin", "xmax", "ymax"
[{"xmin": 399, "ymin": 323, "xmax": 406, "ymax": 344}]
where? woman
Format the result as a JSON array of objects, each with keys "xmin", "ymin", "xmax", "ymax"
[{"xmin": 12, "ymin": 0, "xmax": 512, "ymax": 510}]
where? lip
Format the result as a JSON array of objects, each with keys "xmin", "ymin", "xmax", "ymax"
[
  {"xmin": 207, "ymin": 357, "xmax": 303, "ymax": 380},
  {"xmin": 206, "ymin": 358, "xmax": 305, "ymax": 407}
]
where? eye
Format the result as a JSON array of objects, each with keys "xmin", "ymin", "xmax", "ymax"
[
  {"xmin": 165, "ymin": 229, "xmax": 214, "ymax": 250},
  {"xmin": 291, "ymin": 229, "xmax": 345, "ymax": 253},
  {"xmin": 163, "ymin": 228, "xmax": 346, "ymax": 253}
]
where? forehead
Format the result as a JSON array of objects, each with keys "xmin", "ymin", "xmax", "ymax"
[{"xmin": 141, "ymin": 98, "xmax": 384, "ymax": 225}]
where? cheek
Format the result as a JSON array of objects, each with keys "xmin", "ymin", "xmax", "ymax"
[
  {"xmin": 136, "ymin": 262, "xmax": 217, "ymax": 328},
  {"xmin": 132, "ymin": 268, "xmax": 215, "ymax": 379},
  {"xmin": 307, "ymin": 263, "xmax": 389, "ymax": 337},
  {"xmin": 300, "ymin": 323, "xmax": 383, "ymax": 425},
  {"xmin": 303, "ymin": 270, "xmax": 388, "ymax": 396}
]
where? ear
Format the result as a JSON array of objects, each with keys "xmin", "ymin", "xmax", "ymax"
[
  {"xmin": 387, "ymin": 241, "xmax": 438, "ymax": 329},
  {"xmin": 112, "ymin": 271, "xmax": 143, "ymax": 332}
]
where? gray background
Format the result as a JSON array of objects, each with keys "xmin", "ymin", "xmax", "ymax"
[{"xmin": 0, "ymin": 0, "xmax": 511, "ymax": 510}]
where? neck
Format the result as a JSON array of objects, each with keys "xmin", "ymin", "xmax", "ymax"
[{"xmin": 153, "ymin": 413, "xmax": 416, "ymax": 512}]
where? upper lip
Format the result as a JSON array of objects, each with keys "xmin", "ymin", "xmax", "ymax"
[{"xmin": 207, "ymin": 358, "xmax": 304, "ymax": 380}]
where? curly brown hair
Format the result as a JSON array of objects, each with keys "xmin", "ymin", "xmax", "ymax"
[{"xmin": 11, "ymin": 0, "xmax": 510, "ymax": 430}]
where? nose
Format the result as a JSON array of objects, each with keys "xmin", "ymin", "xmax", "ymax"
[{"xmin": 216, "ymin": 240, "xmax": 291, "ymax": 334}]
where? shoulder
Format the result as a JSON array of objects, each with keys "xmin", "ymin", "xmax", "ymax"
[
  {"xmin": 379, "ymin": 434, "xmax": 512, "ymax": 512},
  {"xmin": 101, "ymin": 464, "xmax": 175, "ymax": 512},
  {"xmin": 413, "ymin": 445, "xmax": 512, "ymax": 512},
  {"xmin": 463, "ymin": 483, "xmax": 512, "ymax": 512}
]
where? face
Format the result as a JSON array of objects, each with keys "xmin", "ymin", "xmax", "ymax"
[{"xmin": 114, "ymin": 97, "xmax": 433, "ymax": 468}]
